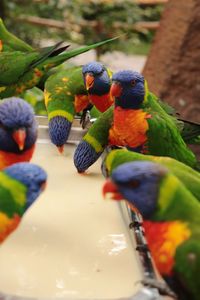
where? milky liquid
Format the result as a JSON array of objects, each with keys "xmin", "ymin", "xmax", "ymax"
[{"xmin": 0, "ymin": 140, "xmax": 143, "ymax": 299}]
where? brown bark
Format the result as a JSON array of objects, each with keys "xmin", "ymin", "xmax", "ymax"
[{"xmin": 143, "ymin": 0, "xmax": 200, "ymax": 123}]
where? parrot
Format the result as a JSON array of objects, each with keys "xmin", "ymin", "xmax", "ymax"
[
  {"xmin": 0, "ymin": 18, "xmax": 33, "ymax": 52},
  {"xmin": 0, "ymin": 97, "xmax": 38, "ymax": 169},
  {"xmin": 103, "ymin": 160, "xmax": 200, "ymax": 300},
  {"xmin": 155, "ymin": 98, "xmax": 200, "ymax": 145},
  {"xmin": 0, "ymin": 162, "xmax": 47, "ymax": 244},
  {"xmin": 44, "ymin": 61, "xmax": 113, "ymax": 153},
  {"xmin": 73, "ymin": 70, "xmax": 199, "ymax": 173},
  {"xmin": 0, "ymin": 41, "xmax": 69, "ymax": 97},
  {"xmin": 103, "ymin": 148, "xmax": 200, "ymax": 201},
  {"xmin": 82, "ymin": 61, "xmax": 113, "ymax": 112},
  {"xmin": 0, "ymin": 36, "xmax": 118, "ymax": 99}
]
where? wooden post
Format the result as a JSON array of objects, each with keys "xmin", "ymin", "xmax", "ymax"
[{"xmin": 143, "ymin": 0, "xmax": 200, "ymax": 124}]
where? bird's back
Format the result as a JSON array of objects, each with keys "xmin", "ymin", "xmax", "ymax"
[
  {"xmin": 45, "ymin": 66, "xmax": 87, "ymax": 119},
  {"xmin": 143, "ymin": 93, "xmax": 197, "ymax": 168},
  {"xmin": 0, "ymin": 51, "xmax": 39, "ymax": 85}
]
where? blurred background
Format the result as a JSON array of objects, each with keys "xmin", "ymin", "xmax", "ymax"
[
  {"xmin": 0, "ymin": 0, "xmax": 166, "ymax": 114},
  {"xmin": 1, "ymin": 0, "xmax": 199, "ymax": 158},
  {"xmin": 0, "ymin": 0, "xmax": 164, "ymax": 58}
]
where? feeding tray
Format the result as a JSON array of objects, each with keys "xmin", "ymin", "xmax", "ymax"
[{"xmin": 0, "ymin": 116, "xmax": 163, "ymax": 300}]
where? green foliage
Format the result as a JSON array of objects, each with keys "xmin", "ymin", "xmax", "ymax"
[
  {"xmin": 2, "ymin": 0, "xmax": 164, "ymax": 55},
  {"xmin": 4, "ymin": 0, "xmax": 67, "ymax": 46}
]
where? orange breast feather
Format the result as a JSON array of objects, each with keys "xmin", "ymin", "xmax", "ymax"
[
  {"xmin": 74, "ymin": 95, "xmax": 90, "ymax": 113},
  {"xmin": 109, "ymin": 107, "xmax": 149, "ymax": 148},
  {"xmin": 0, "ymin": 213, "xmax": 21, "ymax": 244},
  {"xmin": 143, "ymin": 220, "xmax": 191, "ymax": 275}
]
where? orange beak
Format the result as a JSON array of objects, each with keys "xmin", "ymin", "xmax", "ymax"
[
  {"xmin": 110, "ymin": 82, "xmax": 122, "ymax": 98},
  {"xmin": 85, "ymin": 73, "xmax": 94, "ymax": 90},
  {"xmin": 102, "ymin": 179, "xmax": 123, "ymax": 201},
  {"xmin": 57, "ymin": 145, "xmax": 64, "ymax": 154},
  {"xmin": 12, "ymin": 128, "xmax": 26, "ymax": 151},
  {"xmin": 41, "ymin": 181, "xmax": 47, "ymax": 192}
]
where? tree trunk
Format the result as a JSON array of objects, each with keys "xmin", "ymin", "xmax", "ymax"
[{"xmin": 143, "ymin": 0, "xmax": 200, "ymax": 124}]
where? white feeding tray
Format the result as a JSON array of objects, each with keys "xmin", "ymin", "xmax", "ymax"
[{"xmin": 0, "ymin": 116, "xmax": 162, "ymax": 300}]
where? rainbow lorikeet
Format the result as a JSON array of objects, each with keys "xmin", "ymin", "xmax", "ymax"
[
  {"xmin": 74, "ymin": 70, "xmax": 199, "ymax": 172},
  {"xmin": 0, "ymin": 41, "xmax": 68, "ymax": 97},
  {"xmin": 0, "ymin": 18, "xmax": 33, "ymax": 52},
  {"xmin": 82, "ymin": 61, "xmax": 113, "ymax": 112},
  {"xmin": 156, "ymin": 100, "xmax": 200, "ymax": 145},
  {"xmin": 104, "ymin": 148, "xmax": 200, "ymax": 202},
  {"xmin": 0, "ymin": 97, "xmax": 37, "ymax": 169},
  {"xmin": 44, "ymin": 61, "xmax": 113, "ymax": 153},
  {"xmin": 0, "ymin": 162, "xmax": 47, "ymax": 244},
  {"xmin": 0, "ymin": 37, "xmax": 117, "ymax": 99},
  {"xmin": 103, "ymin": 161, "xmax": 200, "ymax": 300}
]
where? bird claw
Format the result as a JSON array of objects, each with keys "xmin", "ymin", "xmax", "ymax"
[
  {"xmin": 129, "ymin": 220, "xmax": 143, "ymax": 229},
  {"xmin": 101, "ymin": 158, "xmax": 109, "ymax": 178},
  {"xmin": 136, "ymin": 244, "xmax": 150, "ymax": 253},
  {"xmin": 141, "ymin": 278, "xmax": 177, "ymax": 299},
  {"xmin": 80, "ymin": 110, "xmax": 91, "ymax": 129}
]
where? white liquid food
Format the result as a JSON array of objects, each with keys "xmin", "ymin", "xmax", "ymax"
[{"xmin": 0, "ymin": 141, "xmax": 142, "ymax": 299}]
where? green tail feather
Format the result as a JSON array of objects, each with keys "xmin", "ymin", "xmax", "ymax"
[
  {"xmin": 0, "ymin": 18, "xmax": 33, "ymax": 52},
  {"xmin": 187, "ymin": 136, "xmax": 200, "ymax": 145},
  {"xmin": 30, "ymin": 42, "xmax": 69, "ymax": 68},
  {"xmin": 180, "ymin": 119, "xmax": 200, "ymax": 145},
  {"xmin": 44, "ymin": 37, "xmax": 119, "ymax": 67}
]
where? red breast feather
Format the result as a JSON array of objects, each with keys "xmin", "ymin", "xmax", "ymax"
[{"xmin": 0, "ymin": 145, "xmax": 35, "ymax": 170}]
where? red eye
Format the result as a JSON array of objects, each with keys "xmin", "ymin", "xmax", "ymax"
[
  {"xmin": 131, "ymin": 80, "xmax": 136, "ymax": 86},
  {"xmin": 127, "ymin": 180, "xmax": 140, "ymax": 188}
]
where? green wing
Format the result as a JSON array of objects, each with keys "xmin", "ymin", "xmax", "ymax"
[
  {"xmin": 0, "ymin": 18, "xmax": 33, "ymax": 52},
  {"xmin": 43, "ymin": 37, "xmax": 119, "ymax": 69},
  {"xmin": 151, "ymin": 92, "xmax": 200, "ymax": 145},
  {"xmin": 144, "ymin": 94, "xmax": 197, "ymax": 168},
  {"xmin": 0, "ymin": 51, "xmax": 39, "ymax": 85},
  {"xmin": 0, "ymin": 42, "xmax": 66, "ymax": 85},
  {"xmin": 0, "ymin": 172, "xmax": 26, "ymax": 217},
  {"xmin": 148, "ymin": 92, "xmax": 182, "ymax": 129},
  {"xmin": 0, "ymin": 44, "xmax": 18, "ymax": 52},
  {"xmin": 157, "ymin": 97, "xmax": 176, "ymax": 116},
  {"xmin": 83, "ymin": 106, "xmax": 114, "ymax": 152},
  {"xmin": 180, "ymin": 119, "xmax": 200, "ymax": 144},
  {"xmin": 174, "ymin": 238, "xmax": 200, "ymax": 300},
  {"xmin": 0, "ymin": 37, "xmax": 119, "ymax": 98},
  {"xmin": 45, "ymin": 66, "xmax": 86, "ymax": 122},
  {"xmin": 90, "ymin": 106, "xmax": 102, "ymax": 118}
]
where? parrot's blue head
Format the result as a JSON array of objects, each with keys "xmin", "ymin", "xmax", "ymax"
[
  {"xmin": 0, "ymin": 97, "xmax": 37, "ymax": 153},
  {"xmin": 49, "ymin": 116, "xmax": 72, "ymax": 152},
  {"xmin": 4, "ymin": 162, "xmax": 47, "ymax": 210},
  {"xmin": 103, "ymin": 161, "xmax": 168, "ymax": 218},
  {"xmin": 82, "ymin": 62, "xmax": 111, "ymax": 96},
  {"xmin": 111, "ymin": 70, "xmax": 145, "ymax": 109}
]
